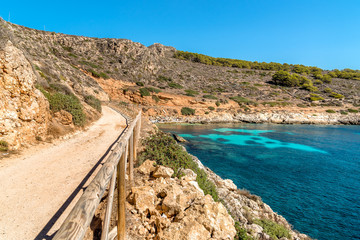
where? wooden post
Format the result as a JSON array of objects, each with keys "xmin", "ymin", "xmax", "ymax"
[
  {"xmin": 129, "ymin": 133, "xmax": 134, "ymax": 187},
  {"xmin": 101, "ymin": 168, "xmax": 117, "ymax": 240},
  {"xmin": 133, "ymin": 119, "xmax": 140, "ymax": 164},
  {"xmin": 117, "ymin": 145, "xmax": 127, "ymax": 240}
]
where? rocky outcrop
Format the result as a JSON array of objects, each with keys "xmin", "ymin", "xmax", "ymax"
[
  {"xmin": 150, "ymin": 111, "xmax": 360, "ymax": 125},
  {"xmin": 189, "ymin": 154, "xmax": 311, "ymax": 240},
  {"xmin": 0, "ymin": 40, "xmax": 49, "ymax": 150},
  {"xmin": 126, "ymin": 160, "xmax": 236, "ymax": 239}
]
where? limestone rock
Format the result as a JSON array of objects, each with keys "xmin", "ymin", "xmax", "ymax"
[
  {"xmin": 0, "ymin": 40, "xmax": 49, "ymax": 150},
  {"xmin": 128, "ymin": 186, "xmax": 156, "ymax": 213},
  {"xmin": 54, "ymin": 110, "xmax": 73, "ymax": 125},
  {"xmin": 153, "ymin": 165, "xmax": 174, "ymax": 178},
  {"xmin": 137, "ymin": 160, "xmax": 156, "ymax": 175}
]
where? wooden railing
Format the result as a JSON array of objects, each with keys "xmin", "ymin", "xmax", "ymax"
[{"xmin": 53, "ymin": 111, "xmax": 142, "ymax": 240}]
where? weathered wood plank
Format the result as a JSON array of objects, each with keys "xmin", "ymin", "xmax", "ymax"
[
  {"xmin": 100, "ymin": 168, "xmax": 117, "ymax": 240},
  {"xmin": 53, "ymin": 112, "xmax": 141, "ymax": 240},
  {"xmin": 129, "ymin": 133, "xmax": 134, "ymax": 187},
  {"xmin": 117, "ymin": 145, "xmax": 127, "ymax": 240}
]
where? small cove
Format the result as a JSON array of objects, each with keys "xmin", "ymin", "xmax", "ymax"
[{"xmin": 159, "ymin": 123, "xmax": 360, "ymax": 240}]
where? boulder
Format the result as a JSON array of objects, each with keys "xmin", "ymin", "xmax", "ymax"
[
  {"xmin": 153, "ymin": 166, "xmax": 174, "ymax": 178},
  {"xmin": 128, "ymin": 186, "xmax": 156, "ymax": 213},
  {"xmin": 137, "ymin": 160, "xmax": 156, "ymax": 176}
]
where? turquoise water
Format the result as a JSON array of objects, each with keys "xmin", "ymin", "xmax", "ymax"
[{"xmin": 159, "ymin": 123, "xmax": 360, "ymax": 240}]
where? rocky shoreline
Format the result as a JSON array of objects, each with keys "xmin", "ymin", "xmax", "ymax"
[
  {"xmin": 185, "ymin": 147, "xmax": 311, "ymax": 240},
  {"xmin": 150, "ymin": 111, "xmax": 360, "ymax": 125}
]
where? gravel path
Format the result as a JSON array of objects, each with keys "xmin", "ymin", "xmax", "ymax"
[{"xmin": 0, "ymin": 106, "xmax": 126, "ymax": 240}]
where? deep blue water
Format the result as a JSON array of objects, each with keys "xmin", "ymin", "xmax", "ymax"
[{"xmin": 159, "ymin": 123, "xmax": 360, "ymax": 240}]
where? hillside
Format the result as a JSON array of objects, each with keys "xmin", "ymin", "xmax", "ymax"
[{"xmin": 1, "ymin": 18, "xmax": 360, "ymax": 151}]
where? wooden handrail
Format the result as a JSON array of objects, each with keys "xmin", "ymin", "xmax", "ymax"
[{"xmin": 53, "ymin": 111, "xmax": 141, "ymax": 240}]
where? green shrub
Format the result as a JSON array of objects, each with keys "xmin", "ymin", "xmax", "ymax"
[
  {"xmin": 215, "ymin": 101, "xmax": 221, "ymax": 107},
  {"xmin": 139, "ymin": 88, "xmax": 151, "ymax": 97},
  {"xmin": 39, "ymin": 87, "xmax": 85, "ymax": 126},
  {"xmin": 80, "ymin": 61, "xmax": 99, "ymax": 69},
  {"xmin": 326, "ymin": 109, "xmax": 336, "ymax": 113},
  {"xmin": 340, "ymin": 110, "xmax": 348, "ymax": 115},
  {"xmin": 348, "ymin": 108, "xmax": 359, "ymax": 113},
  {"xmin": 152, "ymin": 95, "xmax": 160, "ymax": 102},
  {"xmin": 99, "ymin": 72, "xmax": 110, "ymax": 79},
  {"xmin": 322, "ymin": 74, "xmax": 332, "ymax": 83},
  {"xmin": 330, "ymin": 92, "xmax": 344, "ymax": 99},
  {"xmin": 205, "ymin": 111, "xmax": 209, "ymax": 114},
  {"xmin": 235, "ymin": 222, "xmax": 254, "ymax": 240},
  {"xmin": 147, "ymin": 87, "xmax": 161, "ymax": 93},
  {"xmin": 324, "ymin": 87, "xmax": 332, "ymax": 93},
  {"xmin": 230, "ymin": 96, "xmax": 256, "ymax": 106},
  {"xmin": 168, "ymin": 82, "xmax": 183, "ymax": 89},
  {"xmin": 203, "ymin": 95, "xmax": 218, "ymax": 100},
  {"xmin": 0, "ymin": 140, "xmax": 9, "ymax": 152},
  {"xmin": 84, "ymin": 95, "xmax": 102, "ymax": 113},
  {"xmin": 139, "ymin": 132, "xmax": 218, "ymax": 201},
  {"xmin": 136, "ymin": 81, "xmax": 144, "ymax": 86},
  {"xmin": 310, "ymin": 93, "xmax": 324, "ymax": 101},
  {"xmin": 157, "ymin": 75, "xmax": 172, "ymax": 82},
  {"xmin": 253, "ymin": 219, "xmax": 291, "ymax": 240},
  {"xmin": 208, "ymin": 106, "xmax": 215, "ymax": 110},
  {"xmin": 184, "ymin": 89, "xmax": 199, "ymax": 96},
  {"xmin": 314, "ymin": 80, "xmax": 323, "ymax": 85},
  {"xmin": 272, "ymin": 70, "xmax": 299, "ymax": 87},
  {"xmin": 88, "ymin": 69, "xmax": 100, "ymax": 78},
  {"xmin": 181, "ymin": 107, "xmax": 195, "ymax": 116}
]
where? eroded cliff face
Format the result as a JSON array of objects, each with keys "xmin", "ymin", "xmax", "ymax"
[
  {"xmin": 0, "ymin": 40, "xmax": 49, "ymax": 150},
  {"xmin": 126, "ymin": 160, "xmax": 237, "ymax": 240}
]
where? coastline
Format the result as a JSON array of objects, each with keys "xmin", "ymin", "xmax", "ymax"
[
  {"xmin": 150, "ymin": 111, "xmax": 360, "ymax": 125},
  {"xmin": 180, "ymin": 145, "xmax": 311, "ymax": 240}
]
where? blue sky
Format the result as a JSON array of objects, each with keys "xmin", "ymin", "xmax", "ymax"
[{"xmin": 1, "ymin": 0, "xmax": 359, "ymax": 70}]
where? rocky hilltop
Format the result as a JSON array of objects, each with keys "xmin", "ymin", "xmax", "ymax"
[{"xmin": 1, "ymin": 18, "xmax": 360, "ymax": 150}]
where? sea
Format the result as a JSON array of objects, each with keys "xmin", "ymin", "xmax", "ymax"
[{"xmin": 159, "ymin": 123, "xmax": 360, "ymax": 240}]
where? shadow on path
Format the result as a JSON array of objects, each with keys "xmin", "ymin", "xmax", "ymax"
[{"xmin": 34, "ymin": 117, "xmax": 128, "ymax": 240}]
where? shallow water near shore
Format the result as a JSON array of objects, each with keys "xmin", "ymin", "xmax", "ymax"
[{"xmin": 159, "ymin": 123, "xmax": 360, "ymax": 240}]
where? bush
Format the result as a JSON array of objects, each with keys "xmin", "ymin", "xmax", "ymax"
[
  {"xmin": 39, "ymin": 87, "xmax": 86, "ymax": 126},
  {"xmin": 84, "ymin": 95, "xmax": 102, "ymax": 113},
  {"xmin": 322, "ymin": 74, "xmax": 332, "ymax": 83},
  {"xmin": 181, "ymin": 107, "xmax": 195, "ymax": 116},
  {"xmin": 184, "ymin": 89, "xmax": 199, "ymax": 96},
  {"xmin": 235, "ymin": 222, "xmax": 254, "ymax": 240},
  {"xmin": 215, "ymin": 101, "xmax": 221, "ymax": 107},
  {"xmin": 230, "ymin": 96, "xmax": 256, "ymax": 106},
  {"xmin": 0, "ymin": 140, "xmax": 9, "ymax": 152},
  {"xmin": 152, "ymin": 95, "xmax": 160, "ymax": 102},
  {"xmin": 326, "ymin": 109, "xmax": 336, "ymax": 113},
  {"xmin": 88, "ymin": 69, "xmax": 100, "ymax": 78},
  {"xmin": 253, "ymin": 219, "xmax": 291, "ymax": 240},
  {"xmin": 324, "ymin": 87, "xmax": 332, "ymax": 93},
  {"xmin": 99, "ymin": 72, "xmax": 110, "ymax": 79},
  {"xmin": 157, "ymin": 75, "xmax": 172, "ymax": 82},
  {"xmin": 340, "ymin": 110, "xmax": 348, "ymax": 115},
  {"xmin": 136, "ymin": 81, "xmax": 144, "ymax": 86},
  {"xmin": 203, "ymin": 95, "xmax": 218, "ymax": 100},
  {"xmin": 309, "ymin": 93, "xmax": 324, "ymax": 102},
  {"xmin": 272, "ymin": 71, "xmax": 299, "ymax": 87},
  {"xmin": 348, "ymin": 108, "xmax": 359, "ymax": 113},
  {"xmin": 168, "ymin": 82, "xmax": 183, "ymax": 89},
  {"xmin": 147, "ymin": 87, "xmax": 161, "ymax": 93},
  {"xmin": 139, "ymin": 132, "xmax": 218, "ymax": 201},
  {"xmin": 208, "ymin": 106, "xmax": 215, "ymax": 110},
  {"xmin": 330, "ymin": 92, "xmax": 344, "ymax": 99},
  {"xmin": 314, "ymin": 80, "xmax": 323, "ymax": 85},
  {"xmin": 139, "ymin": 88, "xmax": 151, "ymax": 97}
]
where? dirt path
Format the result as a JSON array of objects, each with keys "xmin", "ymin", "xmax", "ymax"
[{"xmin": 0, "ymin": 106, "xmax": 126, "ymax": 240}]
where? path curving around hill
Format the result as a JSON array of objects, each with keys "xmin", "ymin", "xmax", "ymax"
[{"xmin": 0, "ymin": 106, "xmax": 126, "ymax": 240}]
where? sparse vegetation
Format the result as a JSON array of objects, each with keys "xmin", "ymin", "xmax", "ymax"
[
  {"xmin": 139, "ymin": 88, "xmax": 151, "ymax": 97},
  {"xmin": 0, "ymin": 140, "xmax": 9, "ymax": 152},
  {"xmin": 330, "ymin": 92, "xmax": 344, "ymax": 99},
  {"xmin": 147, "ymin": 87, "xmax": 161, "ymax": 93},
  {"xmin": 208, "ymin": 106, "xmax": 215, "ymax": 110},
  {"xmin": 234, "ymin": 222, "xmax": 254, "ymax": 240},
  {"xmin": 310, "ymin": 93, "xmax": 324, "ymax": 102},
  {"xmin": 253, "ymin": 219, "xmax": 291, "ymax": 240},
  {"xmin": 230, "ymin": 96, "xmax": 256, "ymax": 106},
  {"xmin": 138, "ymin": 131, "xmax": 218, "ymax": 201},
  {"xmin": 326, "ymin": 109, "xmax": 336, "ymax": 113},
  {"xmin": 168, "ymin": 82, "xmax": 183, "ymax": 89},
  {"xmin": 203, "ymin": 95, "xmax": 218, "ymax": 100},
  {"xmin": 84, "ymin": 95, "xmax": 102, "ymax": 113},
  {"xmin": 38, "ymin": 86, "xmax": 86, "ymax": 126},
  {"xmin": 181, "ymin": 107, "xmax": 195, "ymax": 116},
  {"xmin": 348, "ymin": 108, "xmax": 359, "ymax": 113},
  {"xmin": 136, "ymin": 82, "xmax": 144, "ymax": 86},
  {"xmin": 184, "ymin": 89, "xmax": 199, "ymax": 96}
]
